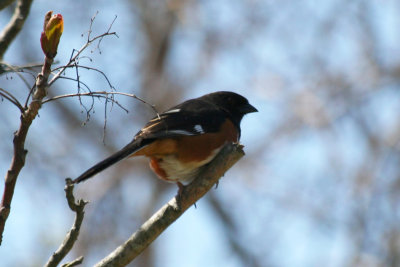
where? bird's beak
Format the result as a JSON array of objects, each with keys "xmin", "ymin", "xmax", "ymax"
[{"xmin": 241, "ymin": 103, "xmax": 258, "ymax": 114}]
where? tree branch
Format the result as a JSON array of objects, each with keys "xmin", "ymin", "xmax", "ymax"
[
  {"xmin": 0, "ymin": 0, "xmax": 33, "ymax": 60},
  {"xmin": 0, "ymin": 61, "xmax": 43, "ymax": 75},
  {"xmin": 0, "ymin": 38, "xmax": 54, "ymax": 247},
  {"xmin": 94, "ymin": 143, "xmax": 245, "ymax": 267},
  {"xmin": 44, "ymin": 179, "xmax": 87, "ymax": 267},
  {"xmin": 0, "ymin": 87, "xmax": 24, "ymax": 112},
  {"xmin": 0, "ymin": 0, "xmax": 15, "ymax": 11}
]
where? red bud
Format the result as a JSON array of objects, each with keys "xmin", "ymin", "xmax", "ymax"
[{"xmin": 40, "ymin": 11, "xmax": 63, "ymax": 58}]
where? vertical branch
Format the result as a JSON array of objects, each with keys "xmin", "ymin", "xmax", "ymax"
[
  {"xmin": 0, "ymin": 54, "xmax": 53, "ymax": 245},
  {"xmin": 0, "ymin": 10, "xmax": 64, "ymax": 244}
]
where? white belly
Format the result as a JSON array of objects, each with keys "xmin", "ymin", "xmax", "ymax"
[{"xmin": 158, "ymin": 147, "xmax": 221, "ymax": 184}]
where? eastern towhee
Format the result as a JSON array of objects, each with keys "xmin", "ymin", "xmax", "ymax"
[{"xmin": 72, "ymin": 91, "xmax": 257, "ymax": 189}]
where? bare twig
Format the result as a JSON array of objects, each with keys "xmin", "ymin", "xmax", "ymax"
[
  {"xmin": 0, "ymin": 63, "xmax": 35, "ymax": 92},
  {"xmin": 42, "ymin": 91, "xmax": 159, "ymax": 115},
  {"xmin": 43, "ymin": 14, "xmax": 119, "ymax": 120},
  {"xmin": 38, "ymin": 29, "xmax": 118, "ymax": 123},
  {"xmin": 44, "ymin": 179, "xmax": 87, "ymax": 267},
  {"xmin": 96, "ymin": 15, "xmax": 118, "ymax": 53},
  {"xmin": 0, "ymin": 87, "xmax": 24, "ymax": 112},
  {"xmin": 56, "ymin": 76, "xmax": 92, "ymax": 93},
  {"xmin": 94, "ymin": 143, "xmax": 245, "ymax": 267},
  {"xmin": 71, "ymin": 64, "xmax": 115, "ymax": 90},
  {"xmin": 0, "ymin": 0, "xmax": 34, "ymax": 60},
  {"xmin": 86, "ymin": 11, "xmax": 99, "ymax": 42},
  {"xmin": 47, "ymin": 24, "xmax": 117, "ymax": 88},
  {"xmin": 0, "ymin": 62, "xmax": 43, "ymax": 74}
]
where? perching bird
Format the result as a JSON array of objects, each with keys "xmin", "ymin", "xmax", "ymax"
[{"xmin": 72, "ymin": 91, "xmax": 257, "ymax": 189}]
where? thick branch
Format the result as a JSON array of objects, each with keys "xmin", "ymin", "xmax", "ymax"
[
  {"xmin": 94, "ymin": 143, "xmax": 245, "ymax": 267},
  {"xmin": 45, "ymin": 179, "xmax": 87, "ymax": 267},
  {"xmin": 0, "ymin": 0, "xmax": 33, "ymax": 60}
]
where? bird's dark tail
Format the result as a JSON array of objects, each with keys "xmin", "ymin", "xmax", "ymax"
[{"xmin": 72, "ymin": 138, "xmax": 150, "ymax": 184}]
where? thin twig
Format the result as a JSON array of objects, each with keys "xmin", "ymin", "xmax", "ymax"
[
  {"xmin": 87, "ymin": 11, "xmax": 99, "ymax": 42},
  {"xmin": 23, "ymin": 83, "xmax": 36, "ymax": 109},
  {"xmin": 74, "ymin": 64, "xmax": 115, "ymax": 90},
  {"xmin": 94, "ymin": 143, "xmax": 245, "ymax": 267},
  {"xmin": 0, "ymin": 62, "xmax": 43, "ymax": 74},
  {"xmin": 47, "ymin": 18, "xmax": 117, "ymax": 88},
  {"xmin": 43, "ymin": 92, "xmax": 126, "ymax": 113},
  {"xmin": 0, "ymin": 88, "xmax": 24, "ymax": 112},
  {"xmin": 0, "ymin": 62, "xmax": 40, "ymax": 91},
  {"xmin": 42, "ymin": 91, "xmax": 159, "ymax": 115},
  {"xmin": 44, "ymin": 179, "xmax": 87, "ymax": 267},
  {"xmin": 57, "ymin": 76, "xmax": 92, "ymax": 92},
  {"xmin": 0, "ymin": 61, "xmax": 35, "ymax": 91},
  {"xmin": 97, "ymin": 15, "xmax": 118, "ymax": 53}
]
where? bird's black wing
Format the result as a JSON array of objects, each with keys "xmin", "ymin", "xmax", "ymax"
[{"xmin": 134, "ymin": 98, "xmax": 228, "ymax": 140}]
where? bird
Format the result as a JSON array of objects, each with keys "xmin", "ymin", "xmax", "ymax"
[{"xmin": 72, "ymin": 91, "xmax": 257, "ymax": 191}]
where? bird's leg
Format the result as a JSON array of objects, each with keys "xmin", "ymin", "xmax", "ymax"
[
  {"xmin": 177, "ymin": 181, "xmax": 185, "ymax": 198},
  {"xmin": 176, "ymin": 182, "xmax": 197, "ymax": 208}
]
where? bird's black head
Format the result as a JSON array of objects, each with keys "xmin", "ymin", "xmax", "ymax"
[{"xmin": 202, "ymin": 91, "xmax": 258, "ymax": 125}]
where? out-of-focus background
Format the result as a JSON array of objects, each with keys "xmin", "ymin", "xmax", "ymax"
[{"xmin": 1, "ymin": 1, "xmax": 400, "ymax": 266}]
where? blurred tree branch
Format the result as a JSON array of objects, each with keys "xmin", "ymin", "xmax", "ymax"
[
  {"xmin": 94, "ymin": 143, "xmax": 244, "ymax": 267},
  {"xmin": 0, "ymin": 0, "xmax": 33, "ymax": 60},
  {"xmin": 0, "ymin": 0, "xmax": 15, "ymax": 11},
  {"xmin": 208, "ymin": 194, "xmax": 264, "ymax": 267}
]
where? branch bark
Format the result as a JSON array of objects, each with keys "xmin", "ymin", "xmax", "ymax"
[
  {"xmin": 94, "ymin": 143, "xmax": 245, "ymax": 267},
  {"xmin": 0, "ymin": 0, "xmax": 33, "ymax": 60}
]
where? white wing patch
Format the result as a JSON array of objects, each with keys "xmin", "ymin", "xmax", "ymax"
[
  {"xmin": 194, "ymin": 124, "xmax": 204, "ymax": 133},
  {"xmin": 167, "ymin": 130, "xmax": 196, "ymax": 136},
  {"xmin": 166, "ymin": 124, "xmax": 204, "ymax": 136},
  {"xmin": 164, "ymin": 108, "xmax": 181, "ymax": 114}
]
